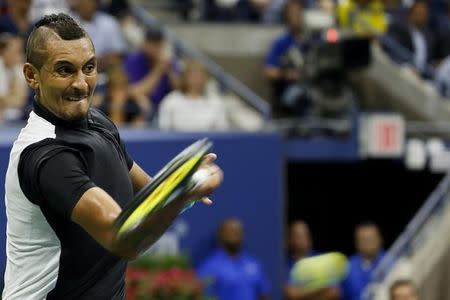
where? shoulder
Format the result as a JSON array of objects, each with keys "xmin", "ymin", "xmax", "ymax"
[
  {"xmin": 88, "ymin": 108, "xmax": 118, "ymax": 133},
  {"xmin": 161, "ymin": 91, "xmax": 184, "ymax": 106},
  {"xmin": 272, "ymin": 33, "xmax": 291, "ymax": 47}
]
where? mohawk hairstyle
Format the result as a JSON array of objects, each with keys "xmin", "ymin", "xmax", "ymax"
[{"xmin": 26, "ymin": 13, "xmax": 88, "ymax": 70}]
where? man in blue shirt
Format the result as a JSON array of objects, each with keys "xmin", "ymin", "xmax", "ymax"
[
  {"xmin": 197, "ymin": 218, "xmax": 271, "ymax": 300},
  {"xmin": 340, "ymin": 222, "xmax": 385, "ymax": 300},
  {"xmin": 285, "ymin": 220, "xmax": 340, "ymax": 300},
  {"xmin": 264, "ymin": 0, "xmax": 310, "ymax": 117}
]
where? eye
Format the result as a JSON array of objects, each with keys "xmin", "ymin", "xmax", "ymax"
[
  {"xmin": 84, "ymin": 63, "xmax": 96, "ymax": 74},
  {"xmin": 57, "ymin": 66, "xmax": 73, "ymax": 76}
]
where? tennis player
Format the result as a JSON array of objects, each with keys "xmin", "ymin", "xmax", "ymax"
[{"xmin": 3, "ymin": 13, "xmax": 223, "ymax": 299}]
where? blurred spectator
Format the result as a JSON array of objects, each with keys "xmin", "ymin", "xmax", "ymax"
[
  {"xmin": 158, "ymin": 60, "xmax": 229, "ymax": 131},
  {"xmin": 203, "ymin": 0, "xmax": 261, "ymax": 22},
  {"xmin": 0, "ymin": 0, "xmax": 33, "ymax": 38},
  {"xmin": 284, "ymin": 220, "xmax": 340, "ymax": 300},
  {"xmin": 29, "ymin": 0, "xmax": 69, "ymax": 23},
  {"xmin": 124, "ymin": 27, "xmax": 180, "ymax": 119},
  {"xmin": 197, "ymin": 218, "xmax": 271, "ymax": 300},
  {"xmin": 340, "ymin": 222, "xmax": 385, "ymax": 300},
  {"xmin": 101, "ymin": 65, "xmax": 150, "ymax": 127},
  {"xmin": 264, "ymin": 0, "xmax": 311, "ymax": 117},
  {"xmin": 97, "ymin": 0, "xmax": 145, "ymax": 51},
  {"xmin": 0, "ymin": 33, "xmax": 27, "ymax": 123},
  {"xmin": 70, "ymin": 0, "xmax": 127, "ymax": 70},
  {"xmin": 337, "ymin": 0, "xmax": 388, "ymax": 36},
  {"xmin": 389, "ymin": 279, "xmax": 419, "ymax": 300},
  {"xmin": 385, "ymin": 0, "xmax": 438, "ymax": 77}
]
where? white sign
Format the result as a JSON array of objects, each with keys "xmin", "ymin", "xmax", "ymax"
[{"xmin": 360, "ymin": 114, "xmax": 405, "ymax": 158}]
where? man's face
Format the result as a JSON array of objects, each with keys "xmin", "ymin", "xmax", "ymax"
[
  {"xmin": 220, "ymin": 219, "xmax": 244, "ymax": 254},
  {"xmin": 409, "ymin": 2, "xmax": 429, "ymax": 29},
  {"xmin": 32, "ymin": 37, "xmax": 97, "ymax": 121},
  {"xmin": 77, "ymin": 0, "xmax": 97, "ymax": 20},
  {"xmin": 143, "ymin": 39, "xmax": 165, "ymax": 61},
  {"xmin": 355, "ymin": 225, "xmax": 382, "ymax": 259},
  {"xmin": 3, "ymin": 37, "xmax": 23, "ymax": 68},
  {"xmin": 286, "ymin": 2, "xmax": 303, "ymax": 33},
  {"xmin": 8, "ymin": 0, "xmax": 31, "ymax": 14},
  {"xmin": 289, "ymin": 222, "xmax": 312, "ymax": 254},
  {"xmin": 391, "ymin": 284, "xmax": 419, "ymax": 300}
]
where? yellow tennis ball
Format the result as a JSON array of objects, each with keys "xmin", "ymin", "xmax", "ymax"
[{"xmin": 290, "ymin": 252, "xmax": 349, "ymax": 290}]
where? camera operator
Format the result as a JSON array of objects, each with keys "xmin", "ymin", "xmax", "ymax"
[{"xmin": 264, "ymin": 0, "xmax": 312, "ymax": 117}]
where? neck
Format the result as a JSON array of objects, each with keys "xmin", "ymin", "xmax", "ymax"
[
  {"xmin": 362, "ymin": 253, "xmax": 377, "ymax": 262},
  {"xmin": 186, "ymin": 90, "xmax": 202, "ymax": 98},
  {"xmin": 291, "ymin": 249, "xmax": 309, "ymax": 260}
]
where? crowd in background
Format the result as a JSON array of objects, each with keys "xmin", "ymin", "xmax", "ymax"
[
  {"xmin": 196, "ymin": 217, "xmax": 420, "ymax": 300},
  {"xmin": 0, "ymin": 0, "xmax": 230, "ymax": 130},
  {"xmin": 1, "ymin": 0, "xmax": 450, "ymax": 127},
  {"xmin": 0, "ymin": 1, "xmax": 433, "ymax": 299}
]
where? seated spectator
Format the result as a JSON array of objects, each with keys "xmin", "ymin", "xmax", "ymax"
[
  {"xmin": 389, "ymin": 279, "xmax": 419, "ymax": 300},
  {"xmin": 264, "ymin": 0, "xmax": 311, "ymax": 117},
  {"xmin": 124, "ymin": 27, "xmax": 180, "ymax": 119},
  {"xmin": 337, "ymin": 0, "xmax": 388, "ymax": 36},
  {"xmin": 0, "ymin": 33, "xmax": 27, "ymax": 123},
  {"xmin": 158, "ymin": 60, "xmax": 229, "ymax": 131},
  {"xmin": 197, "ymin": 218, "xmax": 271, "ymax": 300},
  {"xmin": 385, "ymin": 0, "xmax": 438, "ymax": 77},
  {"xmin": 340, "ymin": 222, "xmax": 385, "ymax": 300},
  {"xmin": 0, "ymin": 0, "xmax": 33, "ymax": 38},
  {"xmin": 70, "ymin": 0, "xmax": 127, "ymax": 70},
  {"xmin": 285, "ymin": 220, "xmax": 340, "ymax": 300},
  {"xmin": 101, "ymin": 65, "xmax": 150, "ymax": 127}
]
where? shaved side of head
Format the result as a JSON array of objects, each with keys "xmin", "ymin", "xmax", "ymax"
[{"xmin": 26, "ymin": 13, "xmax": 90, "ymax": 70}]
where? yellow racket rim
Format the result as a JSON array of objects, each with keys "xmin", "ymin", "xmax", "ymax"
[{"xmin": 118, "ymin": 153, "xmax": 204, "ymax": 236}]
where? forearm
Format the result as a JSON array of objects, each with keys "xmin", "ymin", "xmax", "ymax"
[
  {"xmin": 110, "ymin": 194, "xmax": 189, "ymax": 259},
  {"xmin": 130, "ymin": 68, "xmax": 165, "ymax": 97}
]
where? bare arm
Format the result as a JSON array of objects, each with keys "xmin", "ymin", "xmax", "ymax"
[
  {"xmin": 129, "ymin": 161, "xmax": 152, "ymax": 193},
  {"xmin": 71, "ymin": 155, "xmax": 222, "ymax": 259},
  {"xmin": 129, "ymin": 58, "xmax": 170, "ymax": 98}
]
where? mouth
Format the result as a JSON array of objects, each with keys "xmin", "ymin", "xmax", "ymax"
[{"xmin": 64, "ymin": 95, "xmax": 88, "ymax": 102}]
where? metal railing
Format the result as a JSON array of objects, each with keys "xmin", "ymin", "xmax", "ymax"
[
  {"xmin": 130, "ymin": 5, "xmax": 272, "ymax": 121},
  {"xmin": 364, "ymin": 172, "xmax": 450, "ymax": 300}
]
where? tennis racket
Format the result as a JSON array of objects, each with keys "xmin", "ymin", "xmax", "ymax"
[{"xmin": 115, "ymin": 138, "xmax": 213, "ymax": 238}]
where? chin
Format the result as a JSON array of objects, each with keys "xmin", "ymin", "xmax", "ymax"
[{"xmin": 64, "ymin": 99, "xmax": 91, "ymax": 121}]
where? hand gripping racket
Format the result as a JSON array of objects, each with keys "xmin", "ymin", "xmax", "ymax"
[{"xmin": 114, "ymin": 138, "xmax": 213, "ymax": 238}]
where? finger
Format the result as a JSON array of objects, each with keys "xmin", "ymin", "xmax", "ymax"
[
  {"xmin": 202, "ymin": 153, "xmax": 217, "ymax": 165},
  {"xmin": 201, "ymin": 197, "xmax": 213, "ymax": 205}
]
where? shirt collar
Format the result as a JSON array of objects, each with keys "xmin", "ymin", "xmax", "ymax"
[{"xmin": 33, "ymin": 99, "xmax": 89, "ymax": 129}]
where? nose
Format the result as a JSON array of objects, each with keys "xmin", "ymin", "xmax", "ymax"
[{"xmin": 71, "ymin": 70, "xmax": 89, "ymax": 92}]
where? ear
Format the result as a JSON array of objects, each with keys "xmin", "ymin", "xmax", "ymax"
[{"xmin": 23, "ymin": 63, "xmax": 39, "ymax": 90}]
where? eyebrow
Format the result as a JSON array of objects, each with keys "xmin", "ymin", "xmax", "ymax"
[{"xmin": 54, "ymin": 56, "xmax": 97, "ymax": 67}]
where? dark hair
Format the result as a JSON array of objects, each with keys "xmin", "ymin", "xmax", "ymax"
[
  {"xmin": 26, "ymin": 13, "xmax": 88, "ymax": 69},
  {"xmin": 145, "ymin": 26, "xmax": 164, "ymax": 42},
  {"xmin": 389, "ymin": 279, "xmax": 417, "ymax": 300}
]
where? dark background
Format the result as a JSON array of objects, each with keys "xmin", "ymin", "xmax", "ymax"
[{"xmin": 286, "ymin": 160, "xmax": 444, "ymax": 255}]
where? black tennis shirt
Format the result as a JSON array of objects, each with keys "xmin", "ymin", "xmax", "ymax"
[{"xmin": 18, "ymin": 101, "xmax": 134, "ymax": 299}]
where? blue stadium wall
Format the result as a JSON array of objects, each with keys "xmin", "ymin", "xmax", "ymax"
[{"xmin": 0, "ymin": 130, "xmax": 284, "ymax": 299}]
